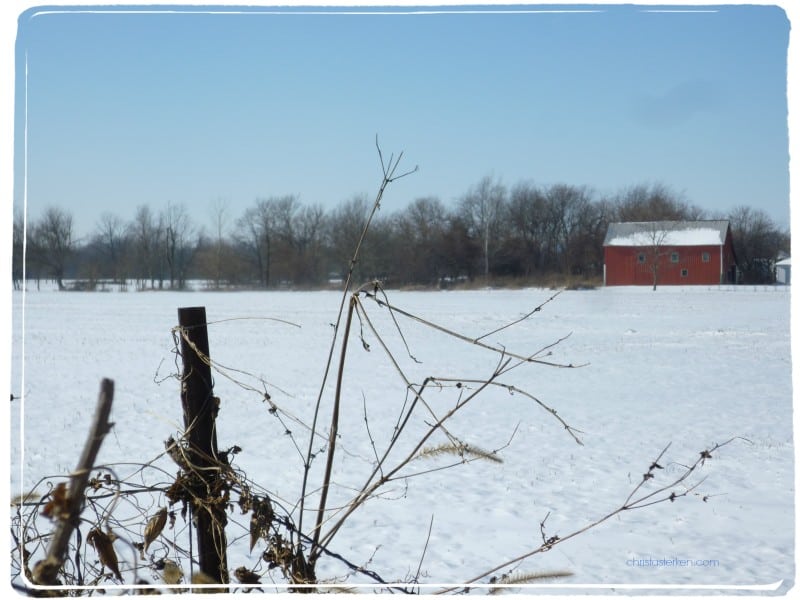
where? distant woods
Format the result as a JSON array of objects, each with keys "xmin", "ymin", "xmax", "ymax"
[{"xmin": 12, "ymin": 179, "xmax": 790, "ymax": 290}]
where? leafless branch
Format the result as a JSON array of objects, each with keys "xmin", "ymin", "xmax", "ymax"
[
  {"xmin": 315, "ymin": 354, "xmax": 511, "ymax": 556},
  {"xmin": 413, "ymin": 515, "xmax": 435, "ymax": 588},
  {"xmin": 474, "ymin": 290, "xmax": 562, "ymax": 342},
  {"xmin": 31, "ymin": 379, "xmax": 115, "ymax": 586},
  {"xmin": 436, "ymin": 437, "xmax": 743, "ymax": 594},
  {"xmin": 298, "ymin": 139, "xmax": 417, "ymax": 547},
  {"xmin": 423, "ymin": 377, "xmax": 584, "ymax": 445},
  {"xmin": 362, "ymin": 392, "xmax": 384, "ymax": 480},
  {"xmin": 365, "ymin": 293, "xmax": 583, "ymax": 369},
  {"xmin": 310, "ymin": 295, "xmax": 357, "ymax": 560}
]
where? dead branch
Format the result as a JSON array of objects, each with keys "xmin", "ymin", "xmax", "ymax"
[
  {"xmin": 474, "ymin": 289, "xmax": 563, "ymax": 342},
  {"xmin": 31, "ymin": 378, "xmax": 115, "ymax": 586},
  {"xmin": 364, "ymin": 291, "xmax": 584, "ymax": 369},
  {"xmin": 436, "ymin": 437, "xmax": 743, "ymax": 594},
  {"xmin": 300, "ymin": 140, "xmax": 417, "ymax": 556},
  {"xmin": 412, "ymin": 515, "xmax": 435, "ymax": 589},
  {"xmin": 310, "ymin": 294, "xmax": 357, "ymax": 561},
  {"xmin": 427, "ymin": 377, "xmax": 584, "ymax": 445},
  {"xmin": 314, "ymin": 353, "xmax": 511, "ymax": 556}
]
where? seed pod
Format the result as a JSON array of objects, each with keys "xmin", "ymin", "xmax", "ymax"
[{"xmin": 143, "ymin": 507, "xmax": 168, "ymax": 553}]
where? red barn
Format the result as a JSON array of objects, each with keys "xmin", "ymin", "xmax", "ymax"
[{"xmin": 603, "ymin": 220, "xmax": 738, "ymax": 286}]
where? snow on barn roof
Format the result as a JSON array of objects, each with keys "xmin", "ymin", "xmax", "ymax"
[{"xmin": 603, "ymin": 220, "xmax": 730, "ymax": 247}]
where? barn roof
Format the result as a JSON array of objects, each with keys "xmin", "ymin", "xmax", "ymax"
[{"xmin": 603, "ymin": 220, "xmax": 731, "ymax": 247}]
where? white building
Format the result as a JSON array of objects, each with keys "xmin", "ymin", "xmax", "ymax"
[{"xmin": 776, "ymin": 257, "xmax": 791, "ymax": 285}]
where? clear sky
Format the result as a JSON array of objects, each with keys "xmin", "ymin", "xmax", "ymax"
[{"xmin": 10, "ymin": 1, "xmax": 794, "ymax": 239}]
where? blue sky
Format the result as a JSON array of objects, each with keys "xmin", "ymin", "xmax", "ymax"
[{"xmin": 12, "ymin": 2, "xmax": 793, "ymax": 239}]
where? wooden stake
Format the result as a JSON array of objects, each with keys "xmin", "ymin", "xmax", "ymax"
[{"xmin": 177, "ymin": 307, "xmax": 229, "ymax": 586}]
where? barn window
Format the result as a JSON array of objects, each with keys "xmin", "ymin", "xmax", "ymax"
[
  {"xmin": 671, "ymin": 252, "xmax": 679, "ymax": 263},
  {"xmin": 702, "ymin": 252, "xmax": 710, "ymax": 262},
  {"xmin": 681, "ymin": 268, "xmax": 689, "ymax": 277},
  {"xmin": 637, "ymin": 253, "xmax": 645, "ymax": 263}
]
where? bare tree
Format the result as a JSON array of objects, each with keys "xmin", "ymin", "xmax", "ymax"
[
  {"xmin": 644, "ymin": 222, "xmax": 673, "ymax": 290},
  {"xmin": 207, "ymin": 198, "xmax": 232, "ymax": 289},
  {"xmin": 12, "ymin": 208, "xmax": 24, "ymax": 290},
  {"xmin": 728, "ymin": 205, "xmax": 789, "ymax": 283},
  {"xmin": 94, "ymin": 213, "xmax": 128, "ymax": 285},
  {"xmin": 30, "ymin": 206, "xmax": 74, "ymax": 290},
  {"xmin": 459, "ymin": 175, "xmax": 507, "ymax": 281},
  {"xmin": 237, "ymin": 202, "xmax": 269, "ymax": 288},
  {"xmin": 613, "ymin": 183, "xmax": 704, "ymax": 222},
  {"xmin": 395, "ymin": 196, "xmax": 449, "ymax": 284},
  {"xmin": 326, "ymin": 194, "xmax": 370, "ymax": 280},
  {"xmin": 128, "ymin": 205, "xmax": 160, "ymax": 289},
  {"xmin": 505, "ymin": 182, "xmax": 548, "ymax": 276},
  {"xmin": 543, "ymin": 184, "xmax": 599, "ymax": 275},
  {"xmin": 293, "ymin": 203, "xmax": 327, "ymax": 285},
  {"xmin": 162, "ymin": 202, "xmax": 195, "ymax": 290},
  {"xmin": 268, "ymin": 195, "xmax": 302, "ymax": 285},
  {"xmin": 236, "ymin": 196, "xmax": 298, "ymax": 288}
]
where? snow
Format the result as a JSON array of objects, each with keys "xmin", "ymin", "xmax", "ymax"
[
  {"xmin": 9, "ymin": 284, "xmax": 795, "ymax": 595},
  {"xmin": 604, "ymin": 228, "xmax": 725, "ymax": 247}
]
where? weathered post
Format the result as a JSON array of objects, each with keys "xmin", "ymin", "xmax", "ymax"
[{"xmin": 177, "ymin": 307, "xmax": 229, "ymax": 586}]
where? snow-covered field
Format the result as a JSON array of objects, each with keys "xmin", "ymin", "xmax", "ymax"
[{"xmin": 9, "ymin": 284, "xmax": 795, "ymax": 595}]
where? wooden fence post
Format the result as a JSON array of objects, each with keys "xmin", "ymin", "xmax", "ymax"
[{"xmin": 177, "ymin": 307, "xmax": 229, "ymax": 586}]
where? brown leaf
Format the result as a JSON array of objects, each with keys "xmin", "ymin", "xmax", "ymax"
[
  {"xmin": 234, "ymin": 566, "xmax": 261, "ymax": 584},
  {"xmin": 41, "ymin": 482, "xmax": 69, "ymax": 521},
  {"xmin": 143, "ymin": 507, "xmax": 168, "ymax": 553},
  {"xmin": 88, "ymin": 528, "xmax": 122, "ymax": 581},
  {"xmin": 290, "ymin": 550, "xmax": 315, "ymax": 585},
  {"xmin": 249, "ymin": 496, "xmax": 274, "ymax": 552}
]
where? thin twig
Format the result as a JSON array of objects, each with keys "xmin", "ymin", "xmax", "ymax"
[
  {"xmin": 413, "ymin": 515, "xmax": 435, "ymax": 588},
  {"xmin": 366, "ymin": 294, "xmax": 584, "ymax": 369},
  {"xmin": 316, "ymin": 354, "xmax": 511, "ymax": 553},
  {"xmin": 310, "ymin": 295, "xmax": 356, "ymax": 563},
  {"xmin": 363, "ymin": 282, "xmax": 421, "ymax": 363},
  {"xmin": 362, "ymin": 392, "xmax": 384, "ymax": 480},
  {"xmin": 353, "ymin": 296, "xmax": 460, "ymax": 445},
  {"xmin": 474, "ymin": 290, "xmax": 562, "ymax": 342},
  {"xmin": 436, "ymin": 437, "xmax": 742, "ymax": 594},
  {"xmin": 428, "ymin": 377, "xmax": 584, "ymax": 445},
  {"xmin": 298, "ymin": 138, "xmax": 416, "ymax": 545}
]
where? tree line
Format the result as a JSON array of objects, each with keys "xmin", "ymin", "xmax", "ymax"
[{"xmin": 11, "ymin": 177, "xmax": 790, "ymax": 291}]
